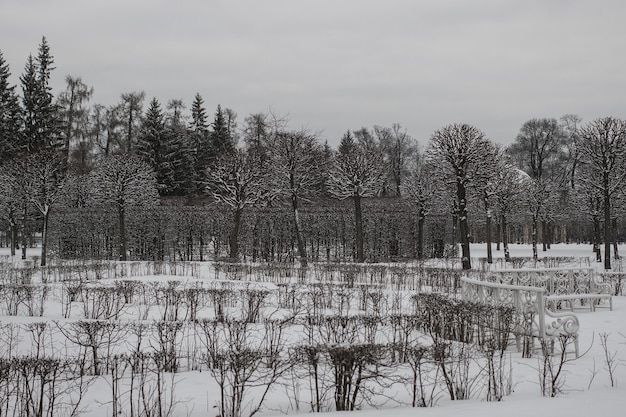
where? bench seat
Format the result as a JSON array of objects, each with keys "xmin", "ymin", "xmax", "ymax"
[{"xmin": 545, "ymin": 293, "xmax": 612, "ymax": 312}]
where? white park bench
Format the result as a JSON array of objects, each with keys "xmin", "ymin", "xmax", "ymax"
[
  {"xmin": 461, "ymin": 277, "xmax": 580, "ymax": 357},
  {"xmin": 486, "ymin": 267, "xmax": 612, "ymax": 312}
]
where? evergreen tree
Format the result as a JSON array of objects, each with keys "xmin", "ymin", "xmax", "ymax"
[
  {"xmin": 20, "ymin": 37, "xmax": 62, "ymax": 152},
  {"xmin": 210, "ymin": 104, "xmax": 235, "ymax": 159},
  {"xmin": 20, "ymin": 54, "xmax": 39, "ymax": 152},
  {"xmin": 135, "ymin": 98, "xmax": 173, "ymax": 195},
  {"xmin": 189, "ymin": 93, "xmax": 210, "ymax": 193},
  {"xmin": 165, "ymin": 99, "xmax": 194, "ymax": 195},
  {"xmin": 338, "ymin": 130, "xmax": 355, "ymax": 157},
  {"xmin": 190, "ymin": 93, "xmax": 208, "ymax": 133},
  {"xmin": 0, "ymin": 51, "xmax": 23, "ymax": 160}
]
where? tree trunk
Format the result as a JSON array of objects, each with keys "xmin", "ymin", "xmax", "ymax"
[
  {"xmin": 457, "ymin": 181, "xmax": 471, "ymax": 270},
  {"xmin": 502, "ymin": 215, "xmax": 511, "ymax": 263},
  {"xmin": 291, "ymin": 194, "xmax": 308, "ymax": 267},
  {"xmin": 21, "ymin": 203, "xmax": 27, "ymax": 260},
  {"xmin": 495, "ymin": 221, "xmax": 501, "ymax": 251},
  {"xmin": 593, "ymin": 217, "xmax": 602, "ymax": 262},
  {"xmin": 354, "ymin": 194, "xmax": 365, "ymax": 262},
  {"xmin": 229, "ymin": 208, "xmax": 242, "ymax": 260},
  {"xmin": 486, "ymin": 209, "xmax": 493, "ymax": 264},
  {"xmin": 541, "ymin": 220, "xmax": 547, "ymax": 252},
  {"xmin": 532, "ymin": 214, "xmax": 538, "ymax": 262},
  {"xmin": 417, "ymin": 210, "xmax": 425, "ymax": 260},
  {"xmin": 118, "ymin": 204, "xmax": 127, "ymax": 261},
  {"xmin": 604, "ymin": 184, "xmax": 612, "ymax": 270},
  {"xmin": 10, "ymin": 216, "xmax": 16, "ymax": 257},
  {"xmin": 612, "ymin": 217, "xmax": 620, "ymax": 260},
  {"xmin": 451, "ymin": 201, "xmax": 458, "ymax": 257},
  {"xmin": 40, "ymin": 210, "xmax": 49, "ymax": 266}
]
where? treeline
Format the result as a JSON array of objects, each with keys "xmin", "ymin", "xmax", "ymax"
[
  {"xmin": 2, "ymin": 38, "xmax": 626, "ymax": 268},
  {"xmin": 49, "ymin": 199, "xmax": 456, "ymax": 263}
]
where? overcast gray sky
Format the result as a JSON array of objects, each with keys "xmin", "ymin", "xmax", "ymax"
[{"xmin": 2, "ymin": 0, "xmax": 625, "ymax": 148}]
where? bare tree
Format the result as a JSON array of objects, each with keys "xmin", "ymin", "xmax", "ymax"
[
  {"xmin": 376, "ymin": 123, "xmax": 418, "ymax": 196},
  {"xmin": 268, "ymin": 130, "xmax": 325, "ymax": 266},
  {"xmin": 326, "ymin": 141, "xmax": 385, "ymax": 262},
  {"xmin": 508, "ymin": 118, "xmax": 569, "ymax": 250},
  {"xmin": 577, "ymin": 117, "xmax": 626, "ymax": 270},
  {"xmin": 490, "ymin": 158, "xmax": 528, "ymax": 262},
  {"xmin": 207, "ymin": 148, "xmax": 268, "ymax": 260},
  {"xmin": 198, "ymin": 319, "xmax": 291, "ymax": 417},
  {"xmin": 523, "ymin": 178, "xmax": 560, "ymax": 262},
  {"xmin": 58, "ymin": 320, "xmax": 124, "ymax": 376},
  {"xmin": 508, "ymin": 118, "xmax": 567, "ymax": 181},
  {"xmin": 89, "ymin": 154, "xmax": 159, "ymax": 261},
  {"xmin": 425, "ymin": 124, "xmax": 497, "ymax": 270},
  {"xmin": 0, "ymin": 167, "xmax": 22, "ymax": 256},
  {"xmin": 402, "ymin": 158, "xmax": 434, "ymax": 259},
  {"xmin": 560, "ymin": 114, "xmax": 582, "ymax": 188},
  {"xmin": 120, "ymin": 91, "xmax": 145, "ymax": 153},
  {"xmin": 57, "ymin": 75, "xmax": 94, "ymax": 169},
  {"xmin": 3, "ymin": 149, "xmax": 67, "ymax": 265}
]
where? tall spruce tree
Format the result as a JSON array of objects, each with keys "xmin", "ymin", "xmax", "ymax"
[
  {"xmin": 20, "ymin": 37, "xmax": 61, "ymax": 152},
  {"xmin": 0, "ymin": 50, "xmax": 23, "ymax": 160},
  {"xmin": 189, "ymin": 93, "xmax": 210, "ymax": 193},
  {"xmin": 165, "ymin": 98, "xmax": 194, "ymax": 195},
  {"xmin": 135, "ymin": 98, "xmax": 173, "ymax": 195},
  {"xmin": 20, "ymin": 54, "xmax": 39, "ymax": 152},
  {"xmin": 210, "ymin": 104, "xmax": 235, "ymax": 160}
]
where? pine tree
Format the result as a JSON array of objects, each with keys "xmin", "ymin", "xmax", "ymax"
[
  {"xmin": 165, "ymin": 99, "xmax": 194, "ymax": 195},
  {"xmin": 338, "ymin": 130, "xmax": 355, "ymax": 157},
  {"xmin": 135, "ymin": 98, "xmax": 172, "ymax": 194},
  {"xmin": 20, "ymin": 54, "xmax": 39, "ymax": 152},
  {"xmin": 211, "ymin": 104, "xmax": 235, "ymax": 159},
  {"xmin": 20, "ymin": 37, "xmax": 62, "ymax": 152},
  {"xmin": 189, "ymin": 93, "xmax": 210, "ymax": 193},
  {"xmin": 0, "ymin": 50, "xmax": 23, "ymax": 160}
]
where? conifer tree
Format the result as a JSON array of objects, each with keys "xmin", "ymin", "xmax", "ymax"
[
  {"xmin": 338, "ymin": 130, "xmax": 355, "ymax": 157},
  {"xmin": 210, "ymin": 104, "xmax": 235, "ymax": 159},
  {"xmin": 135, "ymin": 98, "xmax": 173, "ymax": 195},
  {"xmin": 165, "ymin": 99, "xmax": 194, "ymax": 195},
  {"xmin": 20, "ymin": 37, "xmax": 62, "ymax": 152},
  {"xmin": 0, "ymin": 50, "xmax": 23, "ymax": 160},
  {"xmin": 189, "ymin": 93, "xmax": 211, "ymax": 193},
  {"xmin": 20, "ymin": 54, "xmax": 39, "ymax": 152}
]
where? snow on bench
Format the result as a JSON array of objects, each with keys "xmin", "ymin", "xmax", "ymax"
[
  {"xmin": 545, "ymin": 293, "xmax": 612, "ymax": 312},
  {"xmin": 461, "ymin": 277, "xmax": 580, "ymax": 357},
  {"xmin": 486, "ymin": 267, "xmax": 612, "ymax": 312},
  {"xmin": 598, "ymin": 271, "xmax": 626, "ymax": 296}
]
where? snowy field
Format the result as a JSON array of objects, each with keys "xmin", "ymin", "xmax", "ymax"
[{"xmin": 0, "ymin": 243, "xmax": 624, "ymax": 417}]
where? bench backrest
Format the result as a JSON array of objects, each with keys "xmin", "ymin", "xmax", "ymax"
[
  {"xmin": 461, "ymin": 277, "xmax": 579, "ymax": 341},
  {"xmin": 486, "ymin": 267, "xmax": 605, "ymax": 295}
]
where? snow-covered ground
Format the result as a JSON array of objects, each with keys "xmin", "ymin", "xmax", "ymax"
[{"xmin": 0, "ymin": 243, "xmax": 624, "ymax": 417}]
